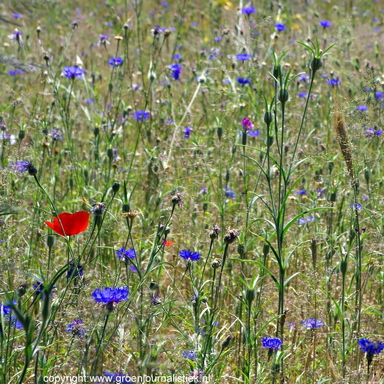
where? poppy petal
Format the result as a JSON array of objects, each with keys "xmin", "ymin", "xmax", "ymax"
[
  {"xmin": 164, "ymin": 240, "xmax": 175, "ymax": 247},
  {"xmin": 45, "ymin": 211, "xmax": 90, "ymax": 236}
]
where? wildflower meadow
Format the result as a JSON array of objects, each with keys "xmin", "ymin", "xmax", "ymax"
[{"xmin": 1, "ymin": 0, "xmax": 384, "ymax": 383}]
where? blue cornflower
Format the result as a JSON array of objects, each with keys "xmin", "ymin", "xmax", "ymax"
[
  {"xmin": 173, "ymin": 54, "xmax": 181, "ymax": 60},
  {"xmin": 12, "ymin": 14, "xmax": 22, "ymax": 18},
  {"xmin": 319, "ymin": 20, "xmax": 332, "ymax": 28},
  {"xmin": 51, "ymin": 129, "xmax": 63, "ymax": 142},
  {"xmin": 237, "ymin": 77, "xmax": 251, "ymax": 85},
  {"xmin": 247, "ymin": 130, "xmax": 260, "ymax": 137},
  {"xmin": 104, "ymin": 371, "xmax": 133, "ymax": 384},
  {"xmin": 184, "ymin": 126, "xmax": 192, "ymax": 138},
  {"xmin": 350, "ymin": 203, "xmax": 362, "ymax": 210},
  {"xmin": 7, "ymin": 316, "xmax": 23, "ymax": 329},
  {"xmin": 84, "ymin": 98, "xmax": 94, "ymax": 104},
  {"xmin": 261, "ymin": 337, "xmax": 282, "ymax": 350},
  {"xmin": 299, "ymin": 73, "xmax": 310, "ymax": 83},
  {"xmin": 108, "ymin": 57, "xmax": 124, "ymax": 67},
  {"xmin": 116, "ymin": 247, "xmax": 136, "ymax": 262},
  {"xmin": 182, "ymin": 350, "xmax": 198, "ymax": 360},
  {"xmin": 90, "ymin": 202, "xmax": 106, "ymax": 216},
  {"xmin": 32, "ymin": 281, "xmax": 56, "ymax": 300},
  {"xmin": 179, "ymin": 250, "xmax": 201, "ymax": 262},
  {"xmin": 365, "ymin": 127, "xmax": 375, "ymax": 137},
  {"xmin": 298, "ymin": 92, "xmax": 307, "ymax": 98},
  {"xmin": 9, "ymin": 160, "xmax": 32, "ymax": 172},
  {"xmin": 358, "ymin": 338, "xmax": 384, "ymax": 356},
  {"xmin": 241, "ymin": 6, "xmax": 256, "ymax": 14},
  {"xmin": 375, "ymin": 91, "xmax": 383, "ymax": 101},
  {"xmin": 66, "ymin": 262, "xmax": 84, "ymax": 279},
  {"xmin": 295, "ymin": 189, "xmax": 307, "ymax": 195},
  {"xmin": 8, "ymin": 69, "xmax": 24, "ymax": 76},
  {"xmin": 66, "ymin": 319, "xmax": 87, "ymax": 338},
  {"xmin": 169, "ymin": 63, "xmax": 182, "ymax": 80},
  {"xmin": 236, "ymin": 53, "xmax": 252, "ymax": 61},
  {"xmin": 298, "ymin": 215, "xmax": 314, "ymax": 225},
  {"xmin": 224, "ymin": 187, "xmax": 236, "ymax": 199},
  {"xmin": 92, "ymin": 287, "xmax": 129, "ymax": 311},
  {"xmin": 133, "ymin": 110, "xmax": 150, "ymax": 121},
  {"xmin": 98, "ymin": 34, "xmax": 110, "ymax": 46},
  {"xmin": 1, "ymin": 300, "xmax": 17, "ymax": 315},
  {"xmin": 357, "ymin": 105, "xmax": 368, "ymax": 111},
  {"xmin": 327, "ymin": 78, "xmax": 341, "ymax": 86},
  {"xmin": 302, "ymin": 318, "xmax": 324, "ymax": 329},
  {"xmin": 275, "ymin": 23, "xmax": 286, "ymax": 31},
  {"xmin": 375, "ymin": 129, "xmax": 383, "ymax": 136},
  {"xmin": 62, "ymin": 66, "xmax": 84, "ymax": 79}
]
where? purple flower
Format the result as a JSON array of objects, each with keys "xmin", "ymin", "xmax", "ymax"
[
  {"xmin": 262, "ymin": 337, "xmax": 282, "ymax": 350},
  {"xmin": 236, "ymin": 53, "xmax": 252, "ymax": 61},
  {"xmin": 9, "ymin": 160, "xmax": 37, "ymax": 175},
  {"xmin": 375, "ymin": 129, "xmax": 383, "ymax": 136},
  {"xmin": 51, "ymin": 129, "xmax": 63, "ymax": 142},
  {"xmin": 90, "ymin": 202, "xmax": 106, "ymax": 216},
  {"xmin": 242, "ymin": 6, "xmax": 256, "ymax": 14},
  {"xmin": 108, "ymin": 57, "xmax": 124, "ymax": 67},
  {"xmin": 129, "ymin": 265, "xmax": 138, "ymax": 273},
  {"xmin": 8, "ymin": 29, "xmax": 23, "ymax": 45},
  {"xmin": 7, "ymin": 316, "xmax": 23, "ymax": 329},
  {"xmin": 62, "ymin": 66, "xmax": 84, "ymax": 79},
  {"xmin": 375, "ymin": 91, "xmax": 383, "ymax": 101},
  {"xmin": 358, "ymin": 338, "xmax": 384, "ymax": 356},
  {"xmin": 84, "ymin": 98, "xmax": 94, "ymax": 103},
  {"xmin": 179, "ymin": 249, "xmax": 201, "ymax": 262},
  {"xmin": 319, "ymin": 20, "xmax": 332, "ymax": 28},
  {"xmin": 32, "ymin": 281, "xmax": 56, "ymax": 300},
  {"xmin": 275, "ymin": 23, "xmax": 286, "ymax": 31},
  {"xmin": 299, "ymin": 73, "xmax": 310, "ymax": 83},
  {"xmin": 173, "ymin": 54, "xmax": 181, "ymax": 60},
  {"xmin": 295, "ymin": 189, "xmax": 307, "ymax": 195},
  {"xmin": 298, "ymin": 215, "xmax": 314, "ymax": 225},
  {"xmin": 98, "ymin": 34, "xmax": 110, "ymax": 46},
  {"xmin": 302, "ymin": 318, "xmax": 324, "ymax": 329},
  {"xmin": 169, "ymin": 63, "xmax": 182, "ymax": 80},
  {"xmin": 1, "ymin": 300, "xmax": 17, "ymax": 315},
  {"xmin": 298, "ymin": 92, "xmax": 307, "ymax": 98},
  {"xmin": 103, "ymin": 371, "xmax": 133, "ymax": 384},
  {"xmin": 133, "ymin": 111, "xmax": 150, "ymax": 121},
  {"xmin": 350, "ymin": 203, "xmax": 362, "ymax": 210},
  {"xmin": 66, "ymin": 262, "xmax": 84, "ymax": 279},
  {"xmin": 365, "ymin": 127, "xmax": 375, "ymax": 137},
  {"xmin": 224, "ymin": 187, "xmax": 236, "ymax": 199},
  {"xmin": 8, "ymin": 69, "xmax": 24, "ymax": 76},
  {"xmin": 92, "ymin": 287, "xmax": 129, "ymax": 311},
  {"xmin": 242, "ymin": 118, "xmax": 253, "ymax": 130},
  {"xmin": 182, "ymin": 350, "xmax": 198, "ymax": 359},
  {"xmin": 116, "ymin": 247, "xmax": 136, "ymax": 262},
  {"xmin": 184, "ymin": 126, "xmax": 192, "ymax": 138},
  {"xmin": 66, "ymin": 319, "xmax": 86, "ymax": 338},
  {"xmin": 237, "ymin": 77, "xmax": 251, "ymax": 85},
  {"xmin": 327, "ymin": 78, "xmax": 341, "ymax": 86},
  {"xmin": 247, "ymin": 130, "xmax": 260, "ymax": 137},
  {"xmin": 357, "ymin": 105, "xmax": 368, "ymax": 111},
  {"xmin": 12, "ymin": 14, "xmax": 22, "ymax": 18}
]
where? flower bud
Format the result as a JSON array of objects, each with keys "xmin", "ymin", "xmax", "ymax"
[
  {"xmin": 310, "ymin": 57, "xmax": 322, "ymax": 73},
  {"xmin": 278, "ymin": 88, "xmax": 289, "ymax": 103}
]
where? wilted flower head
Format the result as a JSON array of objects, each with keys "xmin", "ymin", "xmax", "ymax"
[
  {"xmin": 92, "ymin": 286, "xmax": 129, "ymax": 311},
  {"xmin": 302, "ymin": 318, "xmax": 324, "ymax": 329},
  {"xmin": 171, "ymin": 190, "xmax": 185, "ymax": 206},
  {"xmin": 262, "ymin": 337, "xmax": 282, "ymax": 350},
  {"xmin": 62, "ymin": 66, "xmax": 84, "ymax": 79},
  {"xmin": 180, "ymin": 249, "xmax": 201, "ymax": 262},
  {"xmin": 209, "ymin": 224, "xmax": 220, "ymax": 240},
  {"xmin": 223, "ymin": 229, "xmax": 240, "ymax": 244},
  {"xmin": 66, "ymin": 319, "xmax": 87, "ymax": 338}
]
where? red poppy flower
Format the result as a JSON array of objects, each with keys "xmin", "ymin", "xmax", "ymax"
[{"xmin": 45, "ymin": 211, "xmax": 90, "ymax": 236}]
